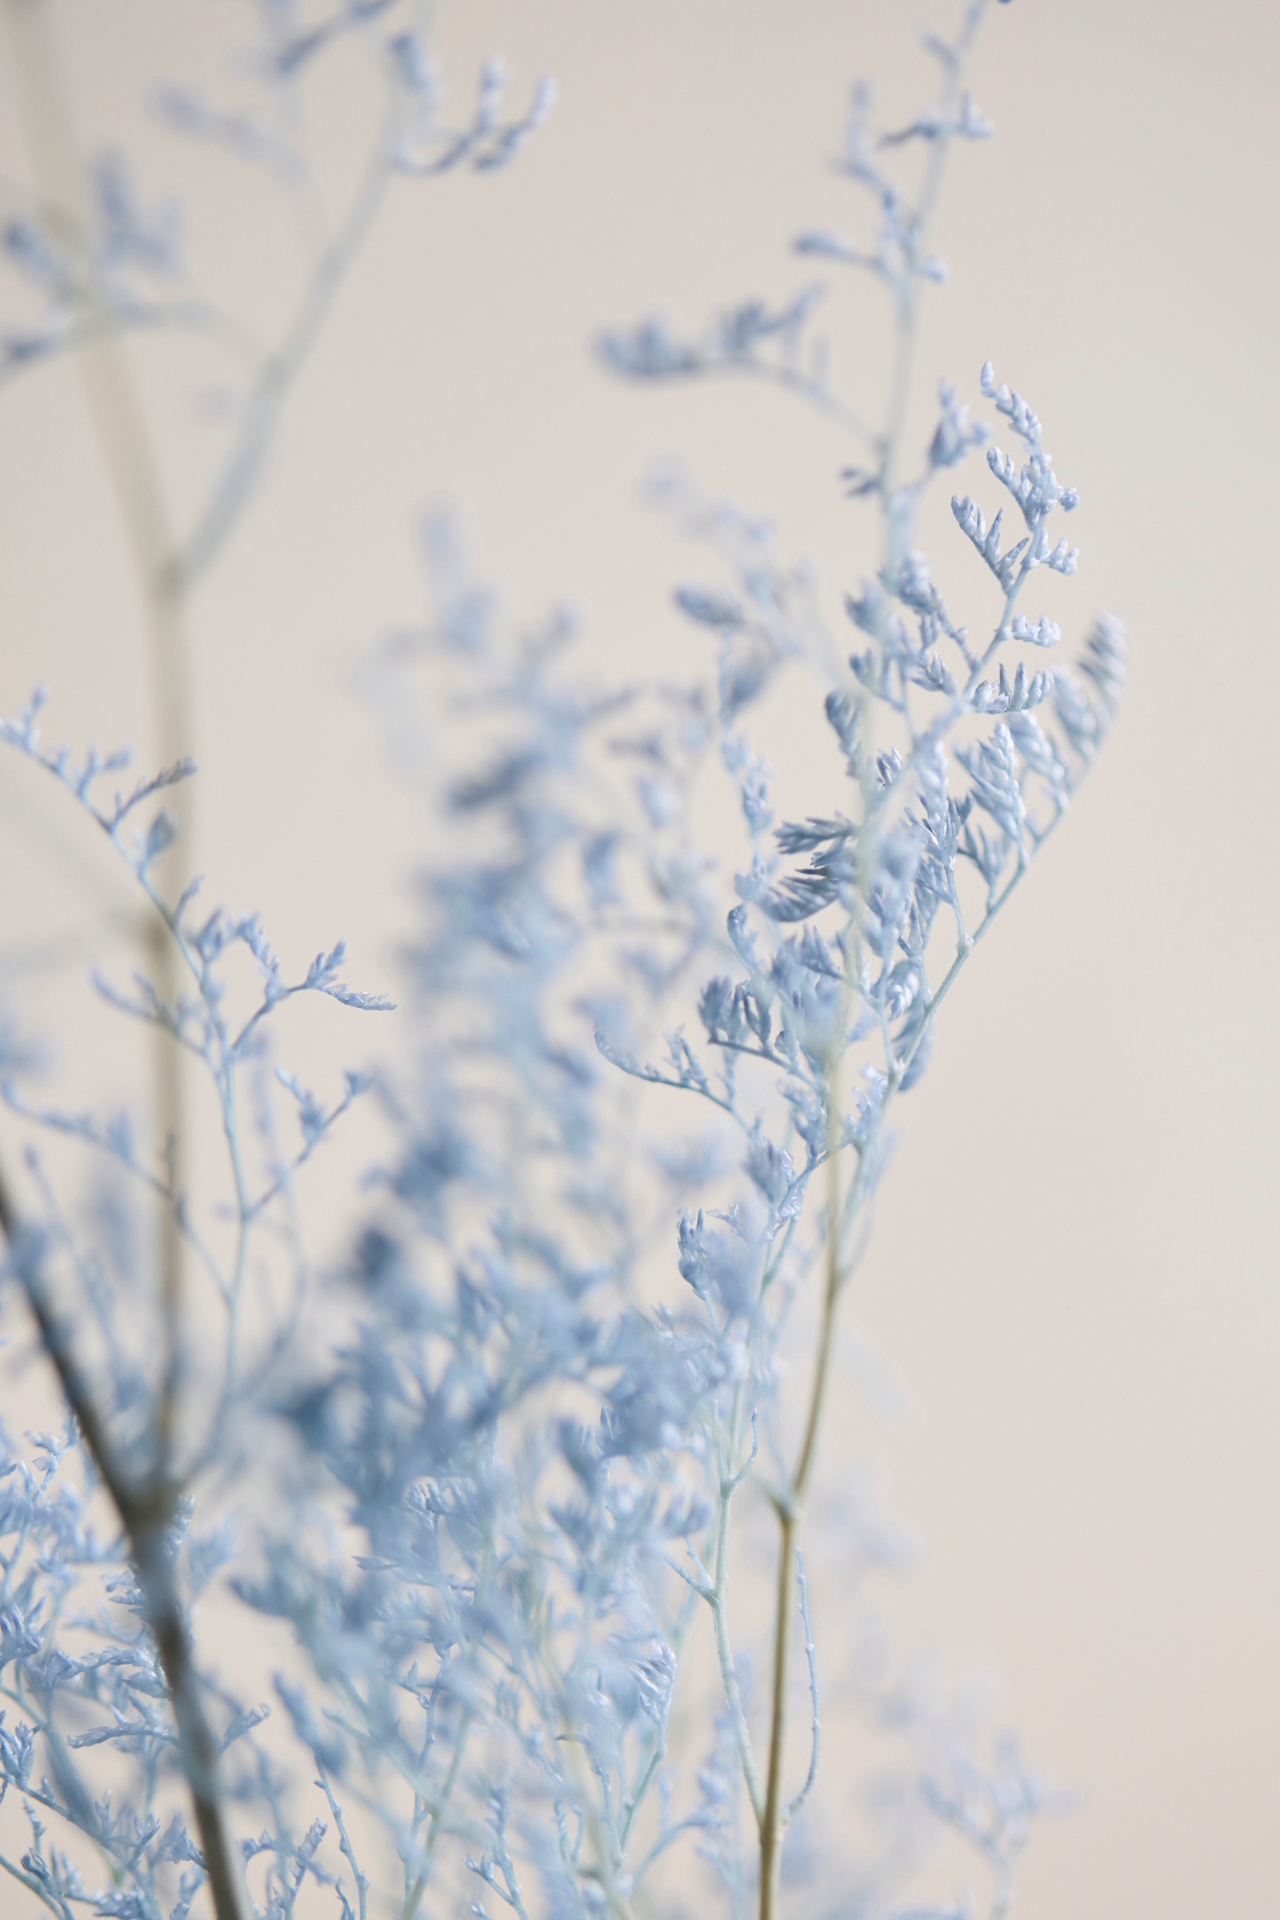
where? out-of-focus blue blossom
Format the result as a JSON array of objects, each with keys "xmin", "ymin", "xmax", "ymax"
[{"xmin": 0, "ymin": 0, "xmax": 556, "ymax": 592}]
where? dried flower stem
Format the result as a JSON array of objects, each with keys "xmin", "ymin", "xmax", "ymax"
[{"xmin": 0, "ymin": 1164, "xmax": 249, "ymax": 1920}]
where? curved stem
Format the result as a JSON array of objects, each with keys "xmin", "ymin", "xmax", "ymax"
[
  {"xmin": 171, "ymin": 110, "xmax": 400, "ymax": 592},
  {"xmin": 700, "ymin": 355, "xmax": 875, "ymax": 444},
  {"xmin": 880, "ymin": 1, "xmax": 989, "ymax": 519}
]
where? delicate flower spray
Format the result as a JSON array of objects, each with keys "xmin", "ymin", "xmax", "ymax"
[{"xmin": 0, "ymin": 4, "xmax": 1120, "ymax": 1917}]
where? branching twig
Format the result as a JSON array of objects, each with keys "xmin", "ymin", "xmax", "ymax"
[{"xmin": 0, "ymin": 1160, "xmax": 248, "ymax": 1920}]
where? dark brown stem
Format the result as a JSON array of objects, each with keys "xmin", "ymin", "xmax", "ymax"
[{"xmin": 0, "ymin": 1163, "xmax": 248, "ymax": 1920}]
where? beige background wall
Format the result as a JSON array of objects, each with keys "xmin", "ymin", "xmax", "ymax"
[{"xmin": 1, "ymin": 3, "xmax": 1277, "ymax": 1916}]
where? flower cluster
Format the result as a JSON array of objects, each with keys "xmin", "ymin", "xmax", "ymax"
[{"xmin": 0, "ymin": 5, "xmax": 1120, "ymax": 1919}]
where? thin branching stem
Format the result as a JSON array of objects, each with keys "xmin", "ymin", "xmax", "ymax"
[
  {"xmin": 0, "ymin": 1166, "xmax": 249, "ymax": 1920},
  {"xmin": 880, "ymin": 0, "xmax": 989, "ymax": 509},
  {"xmin": 695, "ymin": 355, "xmax": 876, "ymax": 444},
  {"xmin": 784, "ymin": 1552, "xmax": 820, "ymax": 1825},
  {"xmin": 172, "ymin": 106, "xmax": 404, "ymax": 592},
  {"xmin": 755, "ymin": 17, "xmax": 997, "ymax": 1916}
]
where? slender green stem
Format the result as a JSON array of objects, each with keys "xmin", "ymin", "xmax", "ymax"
[
  {"xmin": 710, "ymin": 1405, "xmax": 766, "ymax": 1829},
  {"xmin": 757, "ymin": 1112, "xmax": 844, "ymax": 1920},
  {"xmin": 755, "ymin": 18, "xmax": 998, "ymax": 1915}
]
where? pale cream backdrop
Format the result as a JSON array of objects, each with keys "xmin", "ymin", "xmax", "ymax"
[{"xmin": 0, "ymin": 2, "xmax": 1277, "ymax": 1917}]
